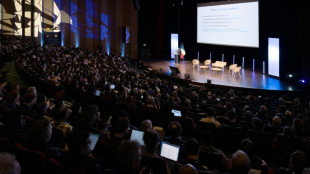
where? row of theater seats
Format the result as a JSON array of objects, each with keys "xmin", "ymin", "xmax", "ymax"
[{"xmin": 0, "ymin": 137, "xmax": 85, "ymax": 174}]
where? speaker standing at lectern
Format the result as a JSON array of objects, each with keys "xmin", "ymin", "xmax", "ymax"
[{"xmin": 175, "ymin": 49, "xmax": 180, "ymax": 64}]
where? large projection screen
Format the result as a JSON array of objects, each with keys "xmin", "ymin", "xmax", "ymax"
[{"xmin": 197, "ymin": 0, "xmax": 259, "ymax": 48}]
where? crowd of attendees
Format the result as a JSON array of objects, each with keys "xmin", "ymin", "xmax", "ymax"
[{"xmin": 1, "ymin": 39, "xmax": 310, "ymax": 174}]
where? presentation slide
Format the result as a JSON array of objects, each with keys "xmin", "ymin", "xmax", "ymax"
[{"xmin": 197, "ymin": 1, "xmax": 259, "ymax": 48}]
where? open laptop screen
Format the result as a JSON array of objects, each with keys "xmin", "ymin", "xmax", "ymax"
[
  {"xmin": 130, "ymin": 130, "xmax": 145, "ymax": 146},
  {"xmin": 159, "ymin": 141, "xmax": 180, "ymax": 161}
]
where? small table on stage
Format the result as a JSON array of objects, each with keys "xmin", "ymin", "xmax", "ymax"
[
  {"xmin": 200, "ymin": 65, "xmax": 209, "ymax": 70},
  {"xmin": 211, "ymin": 67, "xmax": 222, "ymax": 74}
]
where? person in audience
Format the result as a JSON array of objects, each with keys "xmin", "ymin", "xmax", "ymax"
[
  {"xmin": 0, "ymin": 152, "xmax": 21, "ymax": 174},
  {"xmin": 50, "ymin": 109, "xmax": 73, "ymax": 142},
  {"xmin": 272, "ymin": 116, "xmax": 282, "ymax": 128},
  {"xmin": 200, "ymin": 107, "xmax": 220, "ymax": 128},
  {"xmin": 140, "ymin": 119, "xmax": 153, "ymax": 132},
  {"xmin": 290, "ymin": 150, "xmax": 308, "ymax": 174},
  {"xmin": 240, "ymin": 138, "xmax": 267, "ymax": 168},
  {"xmin": 293, "ymin": 118, "xmax": 304, "ymax": 132},
  {"xmin": 264, "ymin": 116, "xmax": 283, "ymax": 138},
  {"xmin": 1, "ymin": 111, "xmax": 26, "ymax": 144},
  {"xmin": 140, "ymin": 129, "xmax": 169, "ymax": 174},
  {"xmin": 199, "ymin": 131, "xmax": 228, "ymax": 171},
  {"xmin": 223, "ymin": 110, "xmax": 243, "ymax": 129},
  {"xmin": 251, "ymin": 117, "xmax": 264, "ymax": 132},
  {"xmin": 50, "ymin": 99, "xmax": 66, "ymax": 119},
  {"xmin": 178, "ymin": 163, "xmax": 198, "ymax": 174},
  {"xmin": 78, "ymin": 105, "xmax": 103, "ymax": 133},
  {"xmin": 116, "ymin": 140, "xmax": 142, "ymax": 174},
  {"xmin": 67, "ymin": 102, "xmax": 82, "ymax": 130},
  {"xmin": 230, "ymin": 150, "xmax": 251, "ymax": 174},
  {"xmin": 17, "ymin": 92, "xmax": 37, "ymax": 120},
  {"xmin": 59, "ymin": 130, "xmax": 103, "ymax": 174},
  {"xmin": 242, "ymin": 110, "xmax": 254, "ymax": 123},
  {"xmin": 142, "ymin": 130, "xmax": 159, "ymax": 155},
  {"xmin": 164, "ymin": 121, "xmax": 184, "ymax": 145},
  {"xmin": 182, "ymin": 138, "xmax": 208, "ymax": 171},
  {"xmin": 3, "ymin": 91, "xmax": 20, "ymax": 111},
  {"xmin": 26, "ymin": 118, "xmax": 62, "ymax": 158},
  {"xmin": 215, "ymin": 106, "xmax": 228, "ymax": 124},
  {"xmin": 282, "ymin": 110, "xmax": 293, "ymax": 126},
  {"xmin": 95, "ymin": 116, "xmax": 130, "ymax": 169}
]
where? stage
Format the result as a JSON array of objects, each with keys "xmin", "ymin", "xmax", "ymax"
[{"xmin": 144, "ymin": 60, "xmax": 299, "ymax": 91}]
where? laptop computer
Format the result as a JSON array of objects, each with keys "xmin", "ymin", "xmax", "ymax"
[
  {"xmin": 130, "ymin": 129, "xmax": 145, "ymax": 146},
  {"xmin": 159, "ymin": 141, "xmax": 180, "ymax": 161}
]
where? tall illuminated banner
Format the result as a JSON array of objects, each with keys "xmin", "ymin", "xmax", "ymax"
[
  {"xmin": 268, "ymin": 38, "xmax": 280, "ymax": 77},
  {"xmin": 171, "ymin": 33, "xmax": 178, "ymax": 59}
]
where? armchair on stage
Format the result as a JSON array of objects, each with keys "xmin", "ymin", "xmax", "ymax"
[
  {"xmin": 200, "ymin": 59, "xmax": 211, "ymax": 70},
  {"xmin": 211, "ymin": 61, "xmax": 227, "ymax": 71},
  {"xmin": 192, "ymin": 59, "xmax": 199, "ymax": 68}
]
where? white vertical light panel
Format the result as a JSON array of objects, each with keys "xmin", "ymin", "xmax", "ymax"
[
  {"xmin": 53, "ymin": 0, "xmax": 61, "ymax": 32},
  {"xmin": 268, "ymin": 38, "xmax": 280, "ymax": 77},
  {"xmin": 25, "ymin": 0, "xmax": 31, "ymax": 36},
  {"xmin": 0, "ymin": 1, "xmax": 2, "ymax": 32},
  {"xmin": 14, "ymin": 0, "xmax": 22, "ymax": 36},
  {"xmin": 171, "ymin": 33, "xmax": 178, "ymax": 59}
]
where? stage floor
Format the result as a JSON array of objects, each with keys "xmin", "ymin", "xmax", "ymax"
[{"xmin": 144, "ymin": 60, "xmax": 298, "ymax": 91}]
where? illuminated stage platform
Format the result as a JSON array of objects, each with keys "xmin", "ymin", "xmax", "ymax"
[{"xmin": 144, "ymin": 60, "xmax": 299, "ymax": 91}]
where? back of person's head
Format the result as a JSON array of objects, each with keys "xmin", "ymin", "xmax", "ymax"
[
  {"xmin": 27, "ymin": 119, "xmax": 52, "ymax": 146},
  {"xmin": 71, "ymin": 102, "xmax": 82, "ymax": 114},
  {"xmin": 217, "ymin": 106, "xmax": 226, "ymax": 116},
  {"xmin": 21, "ymin": 92, "xmax": 36, "ymax": 105},
  {"xmin": 240, "ymin": 138, "xmax": 256, "ymax": 157},
  {"xmin": 290, "ymin": 150, "xmax": 308, "ymax": 174},
  {"xmin": 36, "ymin": 94, "xmax": 46, "ymax": 104},
  {"xmin": 293, "ymin": 118, "xmax": 304, "ymax": 131},
  {"xmin": 54, "ymin": 108, "xmax": 69, "ymax": 121},
  {"xmin": 206, "ymin": 107, "xmax": 215, "ymax": 118},
  {"xmin": 117, "ymin": 140, "xmax": 141, "ymax": 173},
  {"xmin": 67, "ymin": 130, "xmax": 90, "ymax": 155},
  {"xmin": 5, "ymin": 91, "xmax": 19, "ymax": 104},
  {"xmin": 81, "ymin": 105, "xmax": 100, "ymax": 126},
  {"xmin": 113, "ymin": 116, "xmax": 130, "ymax": 135},
  {"xmin": 200, "ymin": 131, "xmax": 215, "ymax": 146},
  {"xmin": 285, "ymin": 110, "xmax": 292, "ymax": 118},
  {"xmin": 53, "ymin": 99, "xmax": 65, "ymax": 112},
  {"xmin": 244, "ymin": 111, "xmax": 253, "ymax": 121},
  {"xmin": 143, "ymin": 129, "xmax": 160, "ymax": 153},
  {"xmin": 168, "ymin": 121, "xmax": 182, "ymax": 138},
  {"xmin": 227, "ymin": 110, "xmax": 237, "ymax": 121},
  {"xmin": 2, "ymin": 111, "xmax": 25, "ymax": 131},
  {"xmin": 252, "ymin": 117, "xmax": 263, "ymax": 131},
  {"xmin": 184, "ymin": 138, "xmax": 200, "ymax": 156},
  {"xmin": 140, "ymin": 120, "xmax": 153, "ymax": 132},
  {"xmin": 178, "ymin": 163, "xmax": 198, "ymax": 174},
  {"xmin": 35, "ymin": 102, "xmax": 48, "ymax": 118},
  {"xmin": 272, "ymin": 116, "xmax": 282, "ymax": 127},
  {"xmin": 226, "ymin": 102, "xmax": 234, "ymax": 112},
  {"xmin": 0, "ymin": 152, "xmax": 21, "ymax": 174},
  {"xmin": 231, "ymin": 150, "xmax": 251, "ymax": 174},
  {"xmin": 256, "ymin": 110, "xmax": 266, "ymax": 120},
  {"xmin": 87, "ymin": 104, "xmax": 99, "ymax": 116},
  {"xmin": 283, "ymin": 126, "xmax": 295, "ymax": 138}
]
